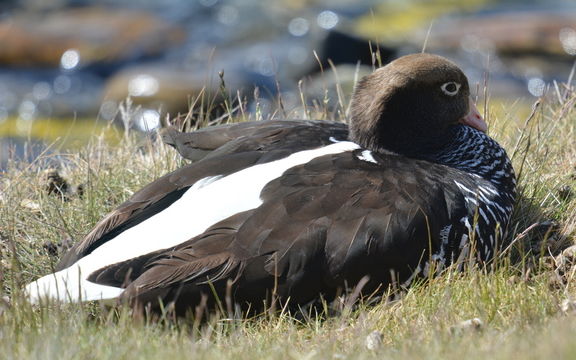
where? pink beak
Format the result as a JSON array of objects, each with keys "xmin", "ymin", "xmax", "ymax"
[{"xmin": 460, "ymin": 98, "xmax": 487, "ymax": 133}]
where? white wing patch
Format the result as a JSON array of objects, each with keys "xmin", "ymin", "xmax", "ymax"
[
  {"xmin": 26, "ymin": 141, "xmax": 361, "ymax": 303},
  {"xmin": 190, "ymin": 175, "xmax": 223, "ymax": 190},
  {"xmin": 357, "ymin": 150, "xmax": 378, "ymax": 164}
]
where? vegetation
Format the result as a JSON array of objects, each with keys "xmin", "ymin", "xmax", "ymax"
[{"xmin": 0, "ymin": 74, "xmax": 574, "ymax": 359}]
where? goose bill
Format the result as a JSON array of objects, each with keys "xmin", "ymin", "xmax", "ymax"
[{"xmin": 460, "ymin": 98, "xmax": 487, "ymax": 132}]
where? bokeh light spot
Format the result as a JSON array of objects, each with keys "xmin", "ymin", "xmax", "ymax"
[
  {"xmin": 32, "ymin": 82, "xmax": 52, "ymax": 101},
  {"xmin": 54, "ymin": 75, "xmax": 72, "ymax": 94},
  {"xmin": 60, "ymin": 49, "xmax": 80, "ymax": 70},
  {"xmin": 128, "ymin": 75, "xmax": 159, "ymax": 97},
  {"xmin": 135, "ymin": 109, "xmax": 161, "ymax": 131},
  {"xmin": 559, "ymin": 27, "xmax": 576, "ymax": 55},
  {"xmin": 317, "ymin": 11, "xmax": 338, "ymax": 30},
  {"xmin": 527, "ymin": 78, "xmax": 546, "ymax": 97},
  {"xmin": 288, "ymin": 18, "xmax": 309, "ymax": 37}
]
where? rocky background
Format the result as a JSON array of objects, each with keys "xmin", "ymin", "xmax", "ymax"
[{"xmin": 0, "ymin": 0, "xmax": 575, "ymax": 169}]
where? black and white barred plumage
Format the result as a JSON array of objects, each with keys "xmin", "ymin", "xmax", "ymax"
[{"xmin": 418, "ymin": 125, "xmax": 516, "ymax": 278}]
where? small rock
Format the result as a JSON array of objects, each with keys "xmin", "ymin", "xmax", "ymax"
[
  {"xmin": 560, "ymin": 245, "xmax": 576, "ymax": 261},
  {"xmin": 450, "ymin": 318, "xmax": 483, "ymax": 335},
  {"xmin": 0, "ymin": 257, "xmax": 11, "ymax": 269},
  {"xmin": 560, "ymin": 299, "xmax": 576, "ymax": 315},
  {"xmin": 20, "ymin": 199, "xmax": 41, "ymax": 212},
  {"xmin": 365, "ymin": 330, "xmax": 384, "ymax": 350},
  {"xmin": 554, "ymin": 244, "xmax": 576, "ymax": 280}
]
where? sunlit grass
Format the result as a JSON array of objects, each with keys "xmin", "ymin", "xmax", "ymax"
[
  {"xmin": 0, "ymin": 116, "xmax": 122, "ymax": 149},
  {"xmin": 355, "ymin": 0, "xmax": 493, "ymax": 43}
]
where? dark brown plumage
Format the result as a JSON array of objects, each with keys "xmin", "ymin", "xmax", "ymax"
[{"xmin": 26, "ymin": 54, "xmax": 516, "ymax": 315}]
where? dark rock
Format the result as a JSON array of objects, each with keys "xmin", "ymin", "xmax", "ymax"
[
  {"xmin": 422, "ymin": 10, "xmax": 576, "ymax": 58},
  {"xmin": 305, "ymin": 30, "xmax": 396, "ymax": 76},
  {"xmin": 0, "ymin": 7, "xmax": 185, "ymax": 69}
]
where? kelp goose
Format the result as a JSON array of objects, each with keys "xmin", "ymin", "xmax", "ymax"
[{"xmin": 26, "ymin": 54, "xmax": 516, "ymax": 313}]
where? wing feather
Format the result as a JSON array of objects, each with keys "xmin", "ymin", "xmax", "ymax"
[{"xmin": 117, "ymin": 151, "xmax": 470, "ymax": 308}]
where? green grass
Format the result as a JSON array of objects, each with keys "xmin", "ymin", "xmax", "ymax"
[{"xmin": 0, "ymin": 76, "xmax": 575, "ymax": 359}]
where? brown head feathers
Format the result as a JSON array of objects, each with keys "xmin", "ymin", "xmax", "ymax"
[{"xmin": 349, "ymin": 53, "xmax": 472, "ymax": 156}]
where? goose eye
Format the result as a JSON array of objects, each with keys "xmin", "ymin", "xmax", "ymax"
[{"xmin": 441, "ymin": 82, "xmax": 460, "ymax": 96}]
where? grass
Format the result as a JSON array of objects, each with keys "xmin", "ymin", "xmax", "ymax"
[
  {"xmin": 355, "ymin": 0, "xmax": 493, "ymax": 43},
  {"xmin": 0, "ymin": 69, "xmax": 575, "ymax": 359},
  {"xmin": 0, "ymin": 116, "xmax": 123, "ymax": 148}
]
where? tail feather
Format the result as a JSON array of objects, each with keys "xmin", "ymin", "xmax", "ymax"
[{"xmin": 25, "ymin": 265, "xmax": 124, "ymax": 304}]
